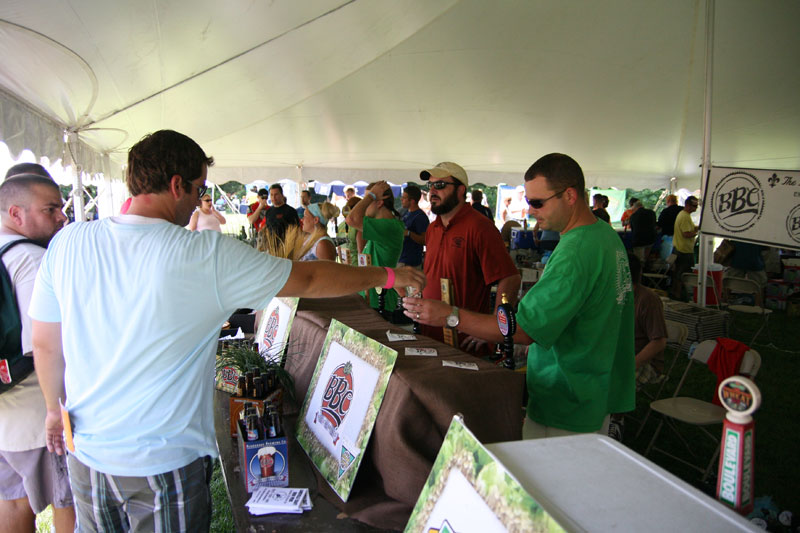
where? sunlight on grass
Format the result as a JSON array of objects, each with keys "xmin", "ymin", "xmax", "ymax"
[{"xmin": 35, "ymin": 505, "xmax": 53, "ymax": 533}]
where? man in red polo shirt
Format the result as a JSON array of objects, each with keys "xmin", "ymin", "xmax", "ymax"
[{"xmin": 418, "ymin": 162, "xmax": 520, "ymax": 351}]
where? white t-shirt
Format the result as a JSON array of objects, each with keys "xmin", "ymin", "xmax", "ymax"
[
  {"xmin": 0, "ymin": 233, "xmax": 47, "ymax": 451},
  {"xmin": 29, "ymin": 215, "xmax": 292, "ymax": 475}
]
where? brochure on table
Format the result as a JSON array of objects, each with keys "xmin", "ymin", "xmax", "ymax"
[
  {"xmin": 256, "ymin": 297, "xmax": 300, "ymax": 358},
  {"xmin": 295, "ymin": 318, "xmax": 397, "ymax": 502},
  {"xmin": 405, "ymin": 416, "xmax": 564, "ymax": 533}
]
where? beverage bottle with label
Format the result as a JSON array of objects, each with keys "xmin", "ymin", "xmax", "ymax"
[{"xmin": 245, "ymin": 371, "xmax": 255, "ymax": 398}]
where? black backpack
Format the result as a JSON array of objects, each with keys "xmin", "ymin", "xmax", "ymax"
[{"xmin": 1, "ymin": 238, "xmax": 45, "ymax": 394}]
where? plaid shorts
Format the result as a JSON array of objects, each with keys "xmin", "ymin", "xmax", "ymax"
[
  {"xmin": 68, "ymin": 455, "xmax": 213, "ymax": 532},
  {"xmin": 0, "ymin": 446, "xmax": 73, "ymax": 513}
]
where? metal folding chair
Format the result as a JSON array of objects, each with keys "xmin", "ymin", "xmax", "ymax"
[
  {"xmin": 634, "ymin": 320, "xmax": 689, "ymax": 439},
  {"xmin": 681, "ymin": 272, "xmax": 722, "ymax": 309},
  {"xmin": 642, "ymin": 253, "xmax": 675, "ymax": 291},
  {"xmin": 723, "ymin": 276, "xmax": 773, "ymax": 346},
  {"xmin": 644, "ymin": 339, "xmax": 761, "ymax": 482}
]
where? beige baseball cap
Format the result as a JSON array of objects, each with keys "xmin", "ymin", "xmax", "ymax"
[{"xmin": 419, "ymin": 162, "xmax": 469, "ymax": 187}]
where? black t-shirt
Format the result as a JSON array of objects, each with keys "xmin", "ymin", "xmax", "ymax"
[
  {"xmin": 657, "ymin": 204, "xmax": 682, "ymax": 236},
  {"xmin": 472, "ymin": 203, "xmax": 493, "ymax": 220},
  {"xmin": 265, "ymin": 204, "xmax": 300, "ymax": 227},
  {"xmin": 630, "ymin": 208, "xmax": 657, "ymax": 247},
  {"xmin": 592, "ymin": 208, "xmax": 610, "ymax": 223}
]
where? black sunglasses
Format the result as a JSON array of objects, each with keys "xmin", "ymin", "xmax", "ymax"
[
  {"xmin": 183, "ymin": 179, "xmax": 208, "ymax": 199},
  {"xmin": 527, "ymin": 189, "xmax": 567, "ymax": 209},
  {"xmin": 429, "ymin": 180, "xmax": 458, "ymax": 190}
]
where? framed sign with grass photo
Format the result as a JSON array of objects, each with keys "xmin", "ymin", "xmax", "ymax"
[
  {"xmin": 405, "ymin": 415, "xmax": 564, "ymax": 533},
  {"xmin": 295, "ymin": 318, "xmax": 397, "ymax": 501}
]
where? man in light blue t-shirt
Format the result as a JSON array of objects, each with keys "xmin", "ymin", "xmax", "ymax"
[{"xmin": 28, "ymin": 130, "xmax": 425, "ymax": 532}]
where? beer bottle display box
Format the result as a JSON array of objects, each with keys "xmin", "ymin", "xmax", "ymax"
[
  {"xmin": 237, "ymin": 420, "xmax": 289, "ymax": 493},
  {"xmin": 229, "ymin": 390, "xmax": 282, "ymax": 437}
]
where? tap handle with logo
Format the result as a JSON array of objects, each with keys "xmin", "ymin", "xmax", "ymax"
[
  {"xmin": 716, "ymin": 376, "xmax": 761, "ymax": 515},
  {"xmin": 496, "ymin": 293, "xmax": 516, "ymax": 370}
]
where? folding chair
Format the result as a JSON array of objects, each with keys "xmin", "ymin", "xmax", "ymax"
[
  {"xmin": 723, "ymin": 276, "xmax": 773, "ymax": 346},
  {"xmin": 634, "ymin": 320, "xmax": 689, "ymax": 439},
  {"xmin": 681, "ymin": 272, "xmax": 722, "ymax": 309},
  {"xmin": 644, "ymin": 339, "xmax": 760, "ymax": 482},
  {"xmin": 642, "ymin": 253, "xmax": 675, "ymax": 291}
]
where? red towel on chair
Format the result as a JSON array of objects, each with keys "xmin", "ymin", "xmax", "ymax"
[{"xmin": 707, "ymin": 337, "xmax": 749, "ymax": 405}]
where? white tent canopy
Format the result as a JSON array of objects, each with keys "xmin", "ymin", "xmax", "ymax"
[{"xmin": 1, "ymin": 0, "xmax": 798, "ymax": 191}]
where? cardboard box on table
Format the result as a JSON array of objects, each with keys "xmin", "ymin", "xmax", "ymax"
[
  {"xmin": 229, "ymin": 388, "xmax": 282, "ymax": 438},
  {"xmin": 236, "ymin": 419, "xmax": 289, "ymax": 493}
]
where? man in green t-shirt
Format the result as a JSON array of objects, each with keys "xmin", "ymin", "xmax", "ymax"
[
  {"xmin": 345, "ymin": 181, "xmax": 405, "ymax": 313},
  {"xmin": 404, "ymin": 153, "xmax": 635, "ymax": 438}
]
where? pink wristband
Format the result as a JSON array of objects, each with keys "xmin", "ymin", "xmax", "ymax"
[{"xmin": 382, "ymin": 267, "xmax": 395, "ymax": 289}]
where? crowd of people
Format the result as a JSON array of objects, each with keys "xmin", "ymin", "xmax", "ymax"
[{"xmin": 1, "ymin": 129, "xmax": 780, "ymax": 531}]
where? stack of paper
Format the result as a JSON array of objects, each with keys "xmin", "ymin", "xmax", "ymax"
[{"xmin": 245, "ymin": 487, "xmax": 313, "ymax": 516}]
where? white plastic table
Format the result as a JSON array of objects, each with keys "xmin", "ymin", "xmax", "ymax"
[{"xmin": 486, "ymin": 434, "xmax": 758, "ymax": 532}]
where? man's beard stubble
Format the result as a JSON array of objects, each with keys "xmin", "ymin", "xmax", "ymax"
[{"xmin": 430, "ymin": 192, "xmax": 459, "ymax": 215}]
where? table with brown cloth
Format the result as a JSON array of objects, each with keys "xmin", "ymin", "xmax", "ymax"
[{"xmin": 284, "ymin": 294, "xmax": 525, "ymax": 530}]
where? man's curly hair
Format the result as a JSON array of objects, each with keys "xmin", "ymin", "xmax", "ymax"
[{"xmin": 126, "ymin": 130, "xmax": 214, "ymax": 196}]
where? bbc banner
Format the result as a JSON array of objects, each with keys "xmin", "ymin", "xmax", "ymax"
[{"xmin": 700, "ymin": 166, "xmax": 800, "ymax": 250}]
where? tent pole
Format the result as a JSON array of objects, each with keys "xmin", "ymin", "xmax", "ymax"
[
  {"xmin": 697, "ymin": 0, "xmax": 715, "ymax": 307},
  {"xmin": 65, "ymin": 131, "xmax": 86, "ymax": 222}
]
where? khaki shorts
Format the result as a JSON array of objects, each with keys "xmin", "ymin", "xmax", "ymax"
[{"xmin": 0, "ymin": 446, "xmax": 73, "ymax": 513}]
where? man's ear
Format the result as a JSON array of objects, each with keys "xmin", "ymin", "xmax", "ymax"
[
  {"xmin": 8, "ymin": 205, "xmax": 24, "ymax": 226},
  {"xmin": 566, "ymin": 187, "xmax": 579, "ymax": 206},
  {"xmin": 169, "ymin": 175, "xmax": 184, "ymax": 198}
]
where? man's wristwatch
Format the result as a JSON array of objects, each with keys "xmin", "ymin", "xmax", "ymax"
[{"xmin": 446, "ymin": 306, "xmax": 460, "ymax": 328}]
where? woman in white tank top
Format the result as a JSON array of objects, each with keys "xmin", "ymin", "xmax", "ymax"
[
  {"xmin": 297, "ymin": 202, "xmax": 339, "ymax": 261},
  {"xmin": 189, "ymin": 194, "xmax": 226, "ymax": 232}
]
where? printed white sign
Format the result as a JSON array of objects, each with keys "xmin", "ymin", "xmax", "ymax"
[
  {"xmin": 256, "ymin": 298, "xmax": 299, "ymax": 355},
  {"xmin": 304, "ymin": 341, "xmax": 380, "ymax": 457},
  {"xmin": 423, "ymin": 469, "xmax": 506, "ymax": 533},
  {"xmin": 700, "ymin": 166, "xmax": 800, "ymax": 250}
]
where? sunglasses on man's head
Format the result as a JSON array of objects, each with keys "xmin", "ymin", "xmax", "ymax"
[
  {"xmin": 202, "ymin": 198, "xmax": 211, "ymax": 202},
  {"xmin": 526, "ymin": 189, "xmax": 567, "ymax": 209},
  {"xmin": 429, "ymin": 180, "xmax": 458, "ymax": 190}
]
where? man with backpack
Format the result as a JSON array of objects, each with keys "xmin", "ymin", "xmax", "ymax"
[{"xmin": 0, "ymin": 172, "xmax": 73, "ymax": 531}]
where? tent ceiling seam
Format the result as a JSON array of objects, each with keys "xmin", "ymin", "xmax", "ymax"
[
  {"xmin": 199, "ymin": 0, "xmax": 461, "ymax": 149},
  {"xmin": 0, "ymin": 18, "xmax": 99, "ymax": 129},
  {"xmin": 84, "ymin": 0, "xmax": 358, "ymax": 129}
]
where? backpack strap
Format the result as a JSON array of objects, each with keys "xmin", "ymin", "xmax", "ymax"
[
  {"xmin": 0, "ymin": 238, "xmax": 44, "ymax": 259},
  {"xmin": 0, "ymin": 238, "xmax": 45, "ymax": 393}
]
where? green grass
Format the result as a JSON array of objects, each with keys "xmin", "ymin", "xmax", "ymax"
[
  {"xmin": 210, "ymin": 459, "xmax": 235, "ymax": 533},
  {"xmin": 35, "ymin": 505, "xmax": 52, "ymax": 532},
  {"xmin": 626, "ymin": 310, "xmax": 800, "ymax": 519}
]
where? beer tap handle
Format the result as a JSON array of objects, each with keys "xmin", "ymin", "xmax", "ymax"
[{"xmin": 496, "ymin": 293, "xmax": 517, "ymax": 370}]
